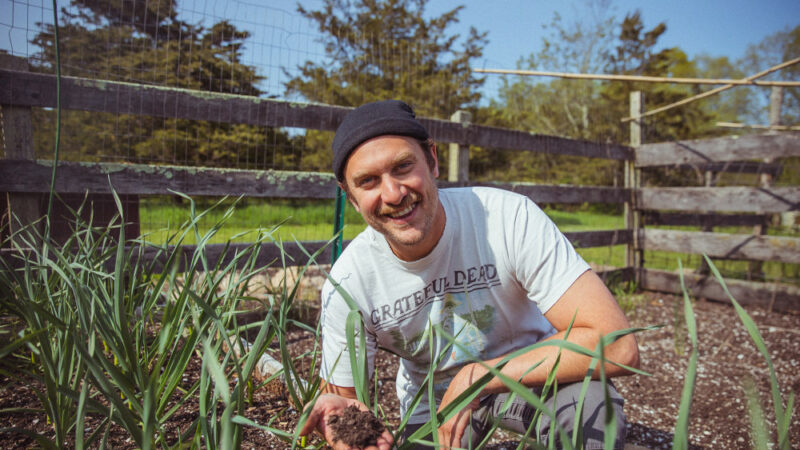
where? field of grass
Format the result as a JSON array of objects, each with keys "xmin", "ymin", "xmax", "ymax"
[{"xmin": 139, "ymin": 198, "xmax": 797, "ymax": 285}]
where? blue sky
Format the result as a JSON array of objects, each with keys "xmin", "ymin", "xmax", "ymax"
[
  {"xmin": 2, "ymin": 0, "xmax": 797, "ymax": 97},
  {"xmin": 426, "ymin": 0, "xmax": 800, "ymax": 70}
]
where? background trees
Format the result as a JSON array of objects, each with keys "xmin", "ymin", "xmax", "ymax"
[{"xmin": 31, "ymin": 0, "xmax": 297, "ymax": 169}]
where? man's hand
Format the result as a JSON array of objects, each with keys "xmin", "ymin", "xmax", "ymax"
[
  {"xmin": 437, "ymin": 364, "xmax": 483, "ymax": 450},
  {"xmin": 298, "ymin": 393, "xmax": 393, "ymax": 450}
]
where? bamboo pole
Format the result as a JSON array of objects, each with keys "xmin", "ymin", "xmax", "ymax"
[
  {"xmin": 620, "ymin": 57, "xmax": 800, "ymax": 122},
  {"xmin": 472, "ymin": 68, "xmax": 800, "ymax": 87}
]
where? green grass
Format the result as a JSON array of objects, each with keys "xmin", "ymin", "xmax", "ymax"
[{"xmin": 139, "ymin": 199, "xmax": 798, "ymax": 285}]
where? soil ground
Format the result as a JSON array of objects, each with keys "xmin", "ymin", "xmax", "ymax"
[{"xmin": 1, "ymin": 291, "xmax": 798, "ymax": 449}]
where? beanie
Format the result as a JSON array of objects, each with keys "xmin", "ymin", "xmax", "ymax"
[{"xmin": 332, "ymin": 100, "xmax": 429, "ymax": 181}]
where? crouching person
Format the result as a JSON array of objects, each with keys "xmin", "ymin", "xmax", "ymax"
[{"xmin": 298, "ymin": 100, "xmax": 640, "ymax": 449}]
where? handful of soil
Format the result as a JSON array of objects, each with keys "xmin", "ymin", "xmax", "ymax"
[{"xmin": 327, "ymin": 405, "xmax": 386, "ymax": 448}]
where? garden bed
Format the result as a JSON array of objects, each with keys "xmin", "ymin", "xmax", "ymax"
[{"xmin": 2, "ymin": 289, "xmax": 798, "ymax": 449}]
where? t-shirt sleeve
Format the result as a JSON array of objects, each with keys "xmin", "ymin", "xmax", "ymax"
[
  {"xmin": 510, "ymin": 196, "xmax": 590, "ymax": 314},
  {"xmin": 319, "ymin": 277, "xmax": 377, "ymax": 387}
]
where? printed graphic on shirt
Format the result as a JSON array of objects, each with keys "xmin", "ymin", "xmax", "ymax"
[
  {"xmin": 369, "ymin": 264, "xmax": 500, "ymax": 332},
  {"xmin": 386, "ymin": 290, "xmax": 496, "ymax": 366}
]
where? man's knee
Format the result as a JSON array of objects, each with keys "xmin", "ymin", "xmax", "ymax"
[
  {"xmin": 549, "ymin": 381, "xmax": 626, "ymax": 449},
  {"xmin": 468, "ymin": 381, "xmax": 626, "ymax": 449}
]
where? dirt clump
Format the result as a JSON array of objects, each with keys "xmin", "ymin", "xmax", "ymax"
[{"xmin": 327, "ymin": 404, "xmax": 386, "ymax": 448}]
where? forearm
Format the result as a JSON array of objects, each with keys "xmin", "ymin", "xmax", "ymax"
[{"xmin": 463, "ymin": 328, "xmax": 638, "ymax": 395}]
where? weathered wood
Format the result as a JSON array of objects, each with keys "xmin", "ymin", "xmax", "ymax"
[
  {"xmin": 444, "ymin": 181, "xmax": 629, "ymax": 204},
  {"xmin": 137, "ymin": 240, "xmax": 337, "ymax": 273},
  {"xmin": 640, "ymin": 268, "xmax": 800, "ymax": 314},
  {"xmin": 563, "ymin": 230, "xmax": 632, "ymax": 248},
  {"xmin": 642, "ymin": 211, "xmax": 768, "ymax": 228},
  {"xmin": 1, "ymin": 160, "xmax": 631, "ymax": 204},
  {"xmin": 636, "ymin": 133, "xmax": 800, "ymax": 167},
  {"xmin": 448, "ymin": 110, "xmax": 471, "ymax": 182},
  {"xmin": 639, "ymin": 186, "xmax": 800, "ymax": 213},
  {"xmin": 0, "ymin": 69, "xmax": 633, "ymax": 161},
  {"xmin": 0, "ymin": 160, "xmax": 339, "ymax": 199},
  {"xmin": 643, "ymin": 229, "xmax": 800, "ymax": 264},
  {"xmin": 0, "ymin": 69, "xmax": 350, "ymax": 132},
  {"xmin": 666, "ymin": 161, "xmax": 783, "ymax": 176},
  {"xmin": 1, "ymin": 56, "xmax": 41, "ymax": 244}
]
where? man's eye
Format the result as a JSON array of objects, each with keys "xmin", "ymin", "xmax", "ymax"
[{"xmin": 357, "ymin": 177, "xmax": 376, "ymax": 188}]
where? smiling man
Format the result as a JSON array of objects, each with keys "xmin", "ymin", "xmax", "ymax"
[{"xmin": 298, "ymin": 100, "xmax": 640, "ymax": 450}]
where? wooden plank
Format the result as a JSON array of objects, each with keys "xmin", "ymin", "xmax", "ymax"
[
  {"xmin": 425, "ymin": 119, "xmax": 633, "ymax": 160},
  {"xmin": 563, "ymin": 230, "xmax": 632, "ymax": 248},
  {"xmin": 639, "ymin": 186, "xmax": 800, "ymax": 213},
  {"xmin": 137, "ymin": 240, "xmax": 338, "ymax": 273},
  {"xmin": 642, "ymin": 211, "xmax": 768, "ymax": 228},
  {"xmin": 0, "ymin": 69, "xmax": 349, "ymax": 132},
  {"xmin": 0, "ymin": 160, "xmax": 339, "ymax": 199},
  {"xmin": 445, "ymin": 181, "xmax": 629, "ymax": 204},
  {"xmin": 640, "ymin": 268, "xmax": 800, "ymax": 314},
  {"xmin": 1, "ymin": 160, "xmax": 630, "ymax": 205},
  {"xmin": 0, "ymin": 69, "xmax": 633, "ymax": 161},
  {"xmin": 1, "ymin": 56, "xmax": 41, "ymax": 245},
  {"xmin": 636, "ymin": 133, "xmax": 800, "ymax": 167},
  {"xmin": 643, "ymin": 229, "xmax": 800, "ymax": 264},
  {"xmin": 667, "ymin": 161, "xmax": 783, "ymax": 176}
]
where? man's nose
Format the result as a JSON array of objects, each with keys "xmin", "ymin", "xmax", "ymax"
[{"xmin": 381, "ymin": 177, "xmax": 407, "ymax": 205}]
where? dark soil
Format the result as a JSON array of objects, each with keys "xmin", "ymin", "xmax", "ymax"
[
  {"xmin": 1, "ymin": 291, "xmax": 799, "ymax": 449},
  {"xmin": 328, "ymin": 404, "xmax": 385, "ymax": 448}
]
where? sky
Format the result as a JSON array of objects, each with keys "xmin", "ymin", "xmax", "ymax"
[
  {"xmin": 423, "ymin": 0, "xmax": 800, "ymax": 70},
  {"xmin": 1, "ymin": 0, "xmax": 798, "ymax": 98}
]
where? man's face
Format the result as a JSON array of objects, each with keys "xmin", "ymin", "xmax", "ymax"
[{"xmin": 342, "ymin": 135, "xmax": 445, "ymax": 261}]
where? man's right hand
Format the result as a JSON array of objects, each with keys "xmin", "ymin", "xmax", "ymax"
[{"xmin": 297, "ymin": 393, "xmax": 393, "ymax": 450}]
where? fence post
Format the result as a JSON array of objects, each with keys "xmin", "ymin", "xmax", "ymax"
[
  {"xmin": 448, "ymin": 110, "xmax": 471, "ymax": 183},
  {"xmin": 626, "ymin": 91, "xmax": 644, "ymax": 283},
  {"xmin": 748, "ymin": 86, "xmax": 784, "ymax": 280},
  {"xmin": 0, "ymin": 54, "xmax": 41, "ymax": 246}
]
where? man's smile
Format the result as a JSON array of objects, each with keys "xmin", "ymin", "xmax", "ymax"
[{"xmin": 385, "ymin": 201, "xmax": 417, "ymax": 219}]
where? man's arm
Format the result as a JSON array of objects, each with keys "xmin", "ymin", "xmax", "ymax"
[
  {"xmin": 437, "ymin": 269, "xmax": 639, "ymax": 448},
  {"xmin": 448, "ymin": 269, "xmax": 638, "ymax": 394}
]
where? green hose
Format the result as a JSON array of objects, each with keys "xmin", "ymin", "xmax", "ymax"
[{"xmin": 331, "ymin": 185, "xmax": 346, "ymax": 264}]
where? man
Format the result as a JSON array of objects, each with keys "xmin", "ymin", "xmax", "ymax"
[{"xmin": 298, "ymin": 100, "xmax": 639, "ymax": 449}]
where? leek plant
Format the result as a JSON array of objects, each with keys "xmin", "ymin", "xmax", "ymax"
[{"xmin": 0, "ymin": 192, "xmax": 282, "ymax": 448}]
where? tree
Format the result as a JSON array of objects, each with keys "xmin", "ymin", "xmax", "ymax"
[
  {"xmin": 31, "ymin": 0, "xmax": 297, "ymax": 169},
  {"xmin": 741, "ymin": 25, "xmax": 800, "ymax": 126},
  {"xmin": 284, "ymin": 0, "xmax": 488, "ymax": 172},
  {"xmin": 287, "ymin": 0, "xmax": 487, "ymax": 116}
]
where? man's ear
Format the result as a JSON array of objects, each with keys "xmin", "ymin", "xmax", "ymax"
[{"xmin": 338, "ymin": 181, "xmax": 360, "ymax": 213}]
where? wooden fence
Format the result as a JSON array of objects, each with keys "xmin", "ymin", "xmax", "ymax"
[{"xmin": 1, "ymin": 55, "xmax": 799, "ymax": 313}]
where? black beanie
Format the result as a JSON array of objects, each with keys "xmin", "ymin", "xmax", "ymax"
[{"xmin": 332, "ymin": 100, "xmax": 429, "ymax": 181}]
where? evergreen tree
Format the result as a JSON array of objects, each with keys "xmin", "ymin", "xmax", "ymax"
[
  {"xmin": 31, "ymin": 0, "xmax": 297, "ymax": 170},
  {"xmin": 284, "ymin": 0, "xmax": 488, "ymax": 172}
]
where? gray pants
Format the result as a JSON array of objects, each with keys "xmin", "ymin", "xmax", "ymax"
[{"xmin": 400, "ymin": 380, "xmax": 626, "ymax": 449}]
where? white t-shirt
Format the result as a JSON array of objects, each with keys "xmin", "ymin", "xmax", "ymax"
[{"xmin": 319, "ymin": 187, "xmax": 590, "ymax": 423}]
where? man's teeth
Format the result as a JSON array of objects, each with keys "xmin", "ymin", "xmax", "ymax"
[{"xmin": 389, "ymin": 203, "xmax": 415, "ymax": 218}]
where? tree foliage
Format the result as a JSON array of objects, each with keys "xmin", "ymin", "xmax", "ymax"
[
  {"xmin": 742, "ymin": 25, "xmax": 800, "ymax": 126},
  {"xmin": 283, "ymin": 0, "xmax": 489, "ymax": 173},
  {"xmin": 31, "ymin": 0, "xmax": 297, "ymax": 169},
  {"xmin": 286, "ymin": 0, "xmax": 487, "ymax": 117}
]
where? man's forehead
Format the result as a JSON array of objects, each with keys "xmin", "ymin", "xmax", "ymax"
[{"xmin": 347, "ymin": 137, "xmax": 421, "ymax": 171}]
